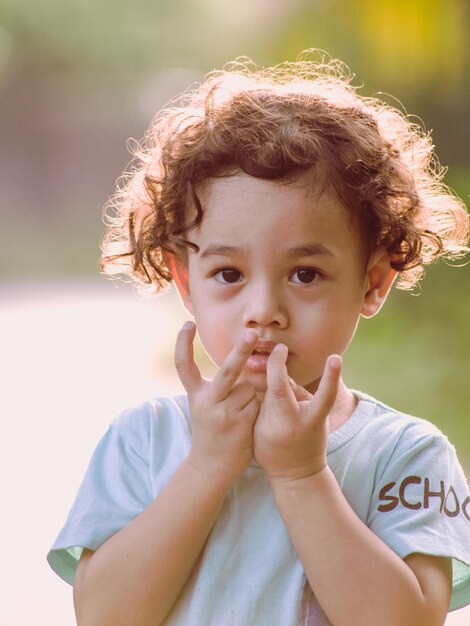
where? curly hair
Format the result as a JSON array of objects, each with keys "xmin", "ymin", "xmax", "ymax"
[{"xmin": 100, "ymin": 52, "xmax": 469, "ymax": 293}]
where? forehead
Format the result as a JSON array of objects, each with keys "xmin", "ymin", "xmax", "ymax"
[{"xmin": 192, "ymin": 173, "xmax": 361, "ymax": 256}]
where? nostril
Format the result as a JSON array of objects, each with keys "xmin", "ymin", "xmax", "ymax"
[{"xmin": 242, "ymin": 299, "xmax": 288, "ymax": 328}]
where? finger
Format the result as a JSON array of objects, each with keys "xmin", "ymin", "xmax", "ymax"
[
  {"xmin": 227, "ymin": 380, "xmax": 258, "ymax": 410},
  {"xmin": 238, "ymin": 395, "xmax": 261, "ymax": 423},
  {"xmin": 289, "ymin": 378, "xmax": 313, "ymax": 402},
  {"xmin": 212, "ymin": 329, "xmax": 259, "ymax": 400},
  {"xmin": 309, "ymin": 354, "xmax": 342, "ymax": 418},
  {"xmin": 266, "ymin": 344, "xmax": 295, "ymax": 408},
  {"xmin": 174, "ymin": 321, "xmax": 203, "ymax": 394}
]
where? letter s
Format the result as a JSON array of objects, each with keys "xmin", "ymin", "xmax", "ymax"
[{"xmin": 378, "ymin": 482, "xmax": 399, "ymax": 512}]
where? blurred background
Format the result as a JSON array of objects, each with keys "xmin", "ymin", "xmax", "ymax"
[{"xmin": 0, "ymin": 1, "xmax": 469, "ymax": 624}]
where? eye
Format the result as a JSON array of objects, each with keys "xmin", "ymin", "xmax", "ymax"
[
  {"xmin": 290, "ymin": 268, "xmax": 320, "ymax": 284},
  {"xmin": 213, "ymin": 268, "xmax": 243, "ymax": 284}
]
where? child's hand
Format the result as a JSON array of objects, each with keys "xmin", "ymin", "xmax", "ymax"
[
  {"xmin": 254, "ymin": 345, "xmax": 341, "ymax": 482},
  {"xmin": 175, "ymin": 322, "xmax": 260, "ymax": 482}
]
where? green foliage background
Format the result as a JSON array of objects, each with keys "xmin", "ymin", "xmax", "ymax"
[{"xmin": 1, "ymin": 0, "xmax": 469, "ymax": 461}]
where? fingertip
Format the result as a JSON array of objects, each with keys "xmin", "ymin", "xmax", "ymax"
[
  {"xmin": 243, "ymin": 329, "xmax": 259, "ymax": 344},
  {"xmin": 176, "ymin": 321, "xmax": 196, "ymax": 355},
  {"xmin": 266, "ymin": 344, "xmax": 288, "ymax": 383},
  {"xmin": 178, "ymin": 321, "xmax": 196, "ymax": 343},
  {"xmin": 327, "ymin": 354, "xmax": 342, "ymax": 372},
  {"xmin": 182, "ymin": 320, "xmax": 195, "ymax": 332},
  {"xmin": 267, "ymin": 344, "xmax": 288, "ymax": 369}
]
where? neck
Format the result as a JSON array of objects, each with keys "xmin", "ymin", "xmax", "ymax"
[{"xmin": 328, "ymin": 380, "xmax": 357, "ymax": 433}]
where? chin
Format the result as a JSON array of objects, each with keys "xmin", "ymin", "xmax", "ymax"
[{"xmin": 239, "ymin": 370, "xmax": 268, "ymax": 392}]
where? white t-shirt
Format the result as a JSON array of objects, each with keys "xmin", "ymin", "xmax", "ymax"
[{"xmin": 48, "ymin": 391, "xmax": 470, "ymax": 625}]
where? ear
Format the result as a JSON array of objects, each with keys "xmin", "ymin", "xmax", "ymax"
[
  {"xmin": 361, "ymin": 250, "xmax": 397, "ymax": 318},
  {"xmin": 164, "ymin": 252, "xmax": 193, "ymax": 314}
]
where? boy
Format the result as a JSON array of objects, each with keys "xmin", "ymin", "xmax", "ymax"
[{"xmin": 48, "ymin": 54, "xmax": 470, "ymax": 626}]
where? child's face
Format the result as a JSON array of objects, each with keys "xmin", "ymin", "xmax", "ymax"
[{"xmin": 173, "ymin": 173, "xmax": 391, "ymax": 394}]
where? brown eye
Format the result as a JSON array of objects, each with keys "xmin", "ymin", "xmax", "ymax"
[
  {"xmin": 214, "ymin": 269, "xmax": 243, "ymax": 284},
  {"xmin": 291, "ymin": 268, "xmax": 318, "ymax": 284}
]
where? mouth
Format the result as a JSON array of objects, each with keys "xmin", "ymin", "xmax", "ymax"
[
  {"xmin": 246, "ymin": 340, "xmax": 282, "ymax": 372},
  {"xmin": 251, "ymin": 340, "xmax": 277, "ymax": 356}
]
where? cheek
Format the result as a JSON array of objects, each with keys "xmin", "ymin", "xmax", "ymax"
[
  {"xmin": 327, "ymin": 307, "xmax": 363, "ymax": 353},
  {"xmin": 297, "ymin": 297, "xmax": 361, "ymax": 349},
  {"xmin": 192, "ymin": 310, "xmax": 230, "ymax": 367}
]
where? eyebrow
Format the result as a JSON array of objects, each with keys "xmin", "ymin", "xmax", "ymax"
[
  {"xmin": 199, "ymin": 243, "xmax": 334, "ymax": 258},
  {"xmin": 285, "ymin": 244, "xmax": 334, "ymax": 258}
]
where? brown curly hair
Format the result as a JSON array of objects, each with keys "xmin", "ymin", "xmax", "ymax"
[{"xmin": 101, "ymin": 53, "xmax": 469, "ymax": 293}]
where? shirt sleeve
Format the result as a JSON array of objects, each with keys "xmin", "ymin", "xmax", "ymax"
[
  {"xmin": 367, "ymin": 422, "xmax": 470, "ymax": 611},
  {"xmin": 47, "ymin": 416, "xmax": 154, "ymax": 585}
]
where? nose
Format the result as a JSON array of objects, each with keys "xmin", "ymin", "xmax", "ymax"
[{"xmin": 242, "ymin": 282, "xmax": 288, "ymax": 329}]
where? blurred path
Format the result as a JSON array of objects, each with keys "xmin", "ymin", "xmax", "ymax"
[
  {"xmin": 1, "ymin": 280, "xmax": 468, "ymax": 625},
  {"xmin": 1, "ymin": 280, "xmax": 190, "ymax": 626}
]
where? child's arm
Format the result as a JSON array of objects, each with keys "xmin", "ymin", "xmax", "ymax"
[
  {"xmin": 73, "ymin": 323, "xmax": 260, "ymax": 626},
  {"xmin": 254, "ymin": 346, "xmax": 452, "ymax": 626}
]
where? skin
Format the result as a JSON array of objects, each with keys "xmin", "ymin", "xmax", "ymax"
[
  {"xmin": 74, "ymin": 173, "xmax": 452, "ymax": 626},
  {"xmin": 178, "ymin": 175, "xmax": 376, "ymax": 393}
]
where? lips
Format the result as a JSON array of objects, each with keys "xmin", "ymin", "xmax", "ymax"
[
  {"xmin": 251, "ymin": 340, "xmax": 277, "ymax": 355},
  {"xmin": 247, "ymin": 340, "xmax": 281, "ymax": 373}
]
